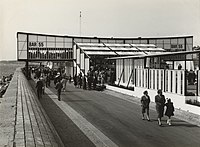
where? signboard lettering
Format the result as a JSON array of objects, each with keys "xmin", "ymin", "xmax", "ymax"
[{"xmin": 29, "ymin": 42, "xmax": 44, "ymax": 47}]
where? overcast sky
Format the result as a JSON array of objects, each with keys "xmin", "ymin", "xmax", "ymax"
[{"xmin": 0, "ymin": 0, "xmax": 200, "ymax": 60}]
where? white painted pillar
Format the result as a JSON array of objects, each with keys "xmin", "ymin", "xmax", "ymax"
[
  {"xmin": 151, "ymin": 70, "xmax": 154, "ymax": 89},
  {"xmin": 85, "ymin": 58, "xmax": 90, "ymax": 75},
  {"xmin": 144, "ymin": 69, "xmax": 146, "ymax": 88},
  {"xmin": 167, "ymin": 71, "xmax": 171, "ymax": 92},
  {"xmin": 182, "ymin": 71, "xmax": 185, "ymax": 95},
  {"xmin": 138, "ymin": 69, "xmax": 140, "ymax": 87},
  {"xmin": 177, "ymin": 70, "xmax": 181, "ymax": 94},
  {"xmin": 159, "ymin": 70, "xmax": 162, "ymax": 89},
  {"xmin": 155, "ymin": 70, "xmax": 157, "ymax": 90},
  {"xmin": 141, "ymin": 69, "xmax": 143, "ymax": 87},
  {"xmin": 172, "ymin": 70, "xmax": 176, "ymax": 93}
]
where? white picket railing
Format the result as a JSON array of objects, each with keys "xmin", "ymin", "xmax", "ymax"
[{"xmin": 135, "ymin": 68, "xmax": 185, "ymax": 95}]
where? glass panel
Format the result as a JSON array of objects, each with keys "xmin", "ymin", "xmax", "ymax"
[
  {"xmin": 74, "ymin": 38, "xmax": 82, "ymax": 43},
  {"xmin": 18, "ymin": 34, "xmax": 27, "ymax": 41},
  {"xmin": 157, "ymin": 43, "xmax": 164, "ymax": 48},
  {"xmin": 164, "ymin": 39, "xmax": 170, "ymax": 44},
  {"xmin": 56, "ymin": 42, "xmax": 64, "ymax": 48},
  {"xmin": 116, "ymin": 40, "xmax": 124, "ymax": 44},
  {"xmin": 125, "ymin": 40, "xmax": 133, "ymax": 44},
  {"xmin": 56, "ymin": 37, "xmax": 64, "ymax": 42},
  {"xmin": 100, "ymin": 39, "xmax": 109, "ymax": 43},
  {"xmin": 132, "ymin": 40, "xmax": 140, "ymax": 44},
  {"xmin": 178, "ymin": 38, "xmax": 184, "ymax": 44},
  {"xmin": 28, "ymin": 35, "xmax": 37, "ymax": 42},
  {"xmin": 90, "ymin": 39, "xmax": 99, "ymax": 43},
  {"xmin": 38, "ymin": 36, "xmax": 46, "ymax": 42},
  {"xmin": 140, "ymin": 40, "xmax": 147, "ymax": 44},
  {"xmin": 163, "ymin": 43, "xmax": 171, "ymax": 50},
  {"xmin": 149, "ymin": 40, "xmax": 156, "ymax": 44},
  {"xmin": 18, "ymin": 41, "xmax": 27, "ymax": 51},
  {"xmin": 19, "ymin": 51, "xmax": 27, "ymax": 59},
  {"xmin": 186, "ymin": 37, "xmax": 193, "ymax": 44},
  {"xmin": 64, "ymin": 38, "xmax": 73, "ymax": 43},
  {"xmin": 46, "ymin": 42, "xmax": 55, "ymax": 48},
  {"xmin": 171, "ymin": 38, "xmax": 178, "ymax": 44},
  {"xmin": 47, "ymin": 36, "xmax": 55, "ymax": 42},
  {"xmin": 82, "ymin": 38, "xmax": 91, "ymax": 43},
  {"xmin": 64, "ymin": 42, "xmax": 73, "ymax": 48},
  {"xmin": 108, "ymin": 40, "xmax": 116, "ymax": 43}
]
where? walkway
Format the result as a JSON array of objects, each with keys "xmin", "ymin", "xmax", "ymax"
[
  {"xmin": 30, "ymin": 80, "xmax": 200, "ymax": 147},
  {"xmin": 0, "ymin": 68, "xmax": 63, "ymax": 147}
]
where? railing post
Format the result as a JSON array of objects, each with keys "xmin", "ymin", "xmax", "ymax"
[
  {"xmin": 135, "ymin": 68, "xmax": 137, "ymax": 87},
  {"xmin": 184, "ymin": 70, "xmax": 187, "ymax": 96},
  {"xmin": 118, "ymin": 68, "xmax": 124, "ymax": 86},
  {"xmin": 197, "ymin": 70, "xmax": 199, "ymax": 96},
  {"xmin": 127, "ymin": 69, "xmax": 134, "ymax": 88},
  {"xmin": 147, "ymin": 68, "xmax": 150, "ymax": 89}
]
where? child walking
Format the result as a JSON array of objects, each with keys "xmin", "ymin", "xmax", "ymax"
[{"xmin": 165, "ymin": 98, "xmax": 175, "ymax": 126}]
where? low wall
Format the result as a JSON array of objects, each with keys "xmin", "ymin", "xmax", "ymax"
[{"xmin": 0, "ymin": 68, "xmax": 19, "ymax": 146}]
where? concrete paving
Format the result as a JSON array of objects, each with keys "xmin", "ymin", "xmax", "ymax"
[
  {"xmin": 0, "ymin": 69, "xmax": 64, "ymax": 147},
  {"xmin": 29, "ymin": 81, "xmax": 200, "ymax": 147}
]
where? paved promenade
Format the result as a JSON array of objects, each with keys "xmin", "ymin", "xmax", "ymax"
[
  {"xmin": 0, "ymin": 68, "xmax": 63, "ymax": 147},
  {"xmin": 30, "ymin": 79, "xmax": 200, "ymax": 147},
  {"xmin": 1, "ymin": 68, "xmax": 200, "ymax": 147}
]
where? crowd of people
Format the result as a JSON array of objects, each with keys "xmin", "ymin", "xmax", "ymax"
[
  {"xmin": 33, "ymin": 66, "xmax": 115, "ymax": 101},
  {"xmin": 0, "ymin": 74, "xmax": 13, "ymax": 98},
  {"xmin": 73, "ymin": 69, "xmax": 115, "ymax": 91},
  {"xmin": 141, "ymin": 89, "xmax": 175, "ymax": 126}
]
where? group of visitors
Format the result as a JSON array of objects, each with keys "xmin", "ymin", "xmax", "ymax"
[
  {"xmin": 141, "ymin": 89, "xmax": 175, "ymax": 126},
  {"xmin": 73, "ymin": 69, "xmax": 109, "ymax": 91}
]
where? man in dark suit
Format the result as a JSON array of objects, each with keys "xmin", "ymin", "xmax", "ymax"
[{"xmin": 56, "ymin": 79, "xmax": 63, "ymax": 101}]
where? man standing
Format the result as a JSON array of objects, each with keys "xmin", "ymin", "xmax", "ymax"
[
  {"xmin": 141, "ymin": 90, "xmax": 150, "ymax": 121},
  {"xmin": 36, "ymin": 78, "xmax": 44, "ymax": 99},
  {"xmin": 56, "ymin": 79, "xmax": 63, "ymax": 101}
]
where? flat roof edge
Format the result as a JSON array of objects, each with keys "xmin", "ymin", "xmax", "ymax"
[
  {"xmin": 107, "ymin": 50, "xmax": 200, "ymax": 60},
  {"xmin": 17, "ymin": 32, "xmax": 193, "ymax": 40}
]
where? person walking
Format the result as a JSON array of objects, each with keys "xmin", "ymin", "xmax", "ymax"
[
  {"xmin": 165, "ymin": 98, "xmax": 175, "ymax": 126},
  {"xmin": 55, "ymin": 80, "xmax": 63, "ymax": 101},
  {"xmin": 73, "ymin": 74, "xmax": 77, "ymax": 88},
  {"xmin": 36, "ymin": 78, "xmax": 44, "ymax": 99},
  {"xmin": 61, "ymin": 76, "xmax": 67, "ymax": 91},
  {"xmin": 155, "ymin": 89, "xmax": 166, "ymax": 126},
  {"xmin": 141, "ymin": 90, "xmax": 150, "ymax": 121}
]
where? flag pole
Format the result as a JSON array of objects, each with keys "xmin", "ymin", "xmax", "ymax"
[{"xmin": 80, "ymin": 11, "xmax": 82, "ymax": 36}]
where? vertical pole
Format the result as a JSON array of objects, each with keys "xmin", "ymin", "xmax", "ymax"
[
  {"xmin": 147, "ymin": 68, "xmax": 150, "ymax": 89},
  {"xmin": 197, "ymin": 71, "xmax": 198, "ymax": 96},
  {"xmin": 17, "ymin": 33, "xmax": 19, "ymax": 61},
  {"xmin": 135, "ymin": 68, "xmax": 137, "ymax": 87},
  {"xmin": 80, "ymin": 11, "xmax": 82, "ymax": 36},
  {"xmin": 118, "ymin": 68, "xmax": 124, "ymax": 86},
  {"xmin": 123, "ymin": 59, "xmax": 125, "ymax": 83},
  {"xmin": 26, "ymin": 34, "xmax": 29, "ymax": 79},
  {"xmin": 184, "ymin": 70, "xmax": 187, "ymax": 96},
  {"xmin": 127, "ymin": 69, "xmax": 133, "ymax": 88},
  {"xmin": 199, "ymin": 53, "xmax": 200, "ymax": 70}
]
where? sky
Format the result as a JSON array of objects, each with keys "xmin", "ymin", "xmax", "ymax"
[{"xmin": 0, "ymin": 0, "xmax": 200, "ymax": 60}]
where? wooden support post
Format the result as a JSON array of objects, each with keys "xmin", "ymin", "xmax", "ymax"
[
  {"xmin": 118, "ymin": 68, "xmax": 124, "ymax": 86},
  {"xmin": 127, "ymin": 69, "xmax": 134, "ymax": 88}
]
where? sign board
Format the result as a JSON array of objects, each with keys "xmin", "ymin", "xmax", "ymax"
[{"xmin": 29, "ymin": 42, "xmax": 45, "ymax": 48}]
